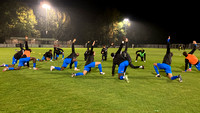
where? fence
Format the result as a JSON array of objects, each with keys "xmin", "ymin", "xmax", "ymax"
[
  {"xmin": 132, "ymin": 44, "xmax": 197, "ymax": 49},
  {"xmin": 0, "ymin": 44, "xmax": 84, "ymax": 48},
  {"xmin": 0, "ymin": 43, "xmax": 198, "ymax": 49}
]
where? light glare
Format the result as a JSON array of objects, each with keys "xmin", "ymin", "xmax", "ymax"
[{"xmin": 42, "ymin": 4, "xmax": 50, "ymax": 9}]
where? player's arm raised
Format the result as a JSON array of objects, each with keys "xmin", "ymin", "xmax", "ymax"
[{"xmin": 188, "ymin": 40, "xmax": 197, "ymax": 54}]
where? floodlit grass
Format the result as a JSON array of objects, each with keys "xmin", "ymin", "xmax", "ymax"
[{"xmin": 0, "ymin": 47, "xmax": 200, "ymax": 113}]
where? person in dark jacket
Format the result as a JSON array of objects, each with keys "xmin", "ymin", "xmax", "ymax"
[
  {"xmin": 153, "ymin": 36, "xmax": 182, "ymax": 82},
  {"xmin": 101, "ymin": 43, "xmax": 114, "ymax": 61}
]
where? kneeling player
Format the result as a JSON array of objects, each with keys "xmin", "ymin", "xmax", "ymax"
[
  {"xmin": 111, "ymin": 40, "xmax": 129, "ymax": 83},
  {"xmin": 122, "ymin": 38, "xmax": 144, "ymax": 70},
  {"xmin": 182, "ymin": 40, "xmax": 200, "ymax": 72},
  {"xmin": 54, "ymin": 47, "xmax": 64, "ymax": 60},
  {"xmin": 37, "ymin": 50, "xmax": 53, "ymax": 62},
  {"xmin": 51, "ymin": 39, "xmax": 80, "ymax": 71},
  {"xmin": 1, "ymin": 36, "xmax": 29, "ymax": 67},
  {"xmin": 153, "ymin": 36, "xmax": 182, "ymax": 82},
  {"xmin": 72, "ymin": 41, "xmax": 105, "ymax": 77},
  {"xmin": 3, "ymin": 56, "xmax": 38, "ymax": 71}
]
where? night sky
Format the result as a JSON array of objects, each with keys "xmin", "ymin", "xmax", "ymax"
[
  {"xmin": 48, "ymin": 0, "xmax": 199, "ymax": 44},
  {"xmin": 2, "ymin": 0, "xmax": 200, "ymax": 44}
]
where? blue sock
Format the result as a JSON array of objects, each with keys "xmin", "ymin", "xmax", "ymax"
[
  {"xmin": 74, "ymin": 61, "xmax": 78, "ymax": 68},
  {"xmin": 37, "ymin": 59, "xmax": 40, "ymax": 61},
  {"xmin": 189, "ymin": 63, "xmax": 192, "ymax": 69},
  {"xmin": 5, "ymin": 64, "xmax": 8, "ymax": 67},
  {"xmin": 120, "ymin": 76, "xmax": 124, "ymax": 80},
  {"xmin": 98, "ymin": 64, "xmax": 103, "ymax": 72},
  {"xmin": 8, "ymin": 67, "xmax": 14, "ymax": 70},
  {"xmin": 75, "ymin": 73, "xmax": 84, "ymax": 76},
  {"xmin": 33, "ymin": 63, "xmax": 36, "ymax": 68},
  {"xmin": 154, "ymin": 66, "xmax": 159, "ymax": 74},
  {"xmin": 62, "ymin": 54, "xmax": 64, "ymax": 58},
  {"xmin": 171, "ymin": 76, "xmax": 178, "ymax": 80},
  {"xmin": 55, "ymin": 67, "xmax": 61, "ymax": 70}
]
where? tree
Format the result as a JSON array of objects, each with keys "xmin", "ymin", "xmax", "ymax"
[
  {"xmin": 94, "ymin": 8, "xmax": 122, "ymax": 45},
  {"xmin": 35, "ymin": 6, "xmax": 71, "ymax": 40},
  {"xmin": 0, "ymin": 0, "xmax": 40, "ymax": 42}
]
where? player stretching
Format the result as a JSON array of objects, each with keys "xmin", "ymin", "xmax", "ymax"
[
  {"xmin": 0, "ymin": 43, "xmax": 24, "ymax": 67},
  {"xmin": 111, "ymin": 40, "xmax": 129, "ymax": 83},
  {"xmin": 37, "ymin": 50, "xmax": 53, "ymax": 62},
  {"xmin": 135, "ymin": 49, "xmax": 146, "ymax": 62},
  {"xmin": 51, "ymin": 39, "xmax": 80, "ymax": 71},
  {"xmin": 72, "ymin": 41, "xmax": 105, "ymax": 77},
  {"xmin": 122, "ymin": 38, "xmax": 144, "ymax": 72},
  {"xmin": 3, "ymin": 36, "xmax": 38, "ymax": 71},
  {"xmin": 54, "ymin": 47, "xmax": 64, "ymax": 60},
  {"xmin": 153, "ymin": 36, "xmax": 182, "ymax": 82},
  {"xmin": 182, "ymin": 40, "xmax": 200, "ymax": 72}
]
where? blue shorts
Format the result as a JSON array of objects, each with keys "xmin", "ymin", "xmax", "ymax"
[
  {"xmin": 118, "ymin": 60, "xmax": 129, "ymax": 74},
  {"xmin": 42, "ymin": 56, "xmax": 51, "ymax": 60},
  {"xmin": 157, "ymin": 63, "xmax": 172, "ymax": 74},
  {"xmin": 84, "ymin": 62, "xmax": 95, "ymax": 71},
  {"xmin": 12, "ymin": 56, "xmax": 18, "ymax": 65},
  {"xmin": 41, "ymin": 56, "xmax": 45, "ymax": 60},
  {"xmin": 18, "ymin": 57, "xmax": 31, "ymax": 67},
  {"xmin": 62, "ymin": 58, "xmax": 72, "ymax": 68},
  {"xmin": 195, "ymin": 62, "xmax": 200, "ymax": 71},
  {"xmin": 56, "ymin": 54, "xmax": 59, "ymax": 58}
]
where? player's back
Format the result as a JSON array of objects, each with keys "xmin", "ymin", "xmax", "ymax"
[
  {"xmin": 162, "ymin": 53, "xmax": 172, "ymax": 65},
  {"xmin": 113, "ymin": 54, "xmax": 126, "ymax": 66}
]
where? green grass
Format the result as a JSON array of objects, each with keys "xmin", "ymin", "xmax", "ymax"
[{"xmin": 0, "ymin": 47, "xmax": 200, "ymax": 113}]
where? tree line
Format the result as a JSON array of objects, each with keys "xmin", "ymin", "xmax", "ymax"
[{"xmin": 0, "ymin": 0, "xmax": 127, "ymax": 45}]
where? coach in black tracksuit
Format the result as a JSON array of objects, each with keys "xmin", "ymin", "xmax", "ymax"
[{"xmin": 101, "ymin": 43, "xmax": 113, "ymax": 61}]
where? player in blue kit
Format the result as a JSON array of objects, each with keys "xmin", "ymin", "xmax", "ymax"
[
  {"xmin": 153, "ymin": 36, "xmax": 182, "ymax": 82},
  {"xmin": 3, "ymin": 36, "xmax": 38, "ymax": 71},
  {"xmin": 50, "ymin": 39, "xmax": 80, "ymax": 71},
  {"xmin": 111, "ymin": 38, "xmax": 130, "ymax": 83},
  {"xmin": 54, "ymin": 47, "xmax": 64, "ymax": 60},
  {"xmin": 72, "ymin": 41, "xmax": 105, "ymax": 77},
  {"xmin": 0, "ymin": 36, "xmax": 30, "ymax": 67}
]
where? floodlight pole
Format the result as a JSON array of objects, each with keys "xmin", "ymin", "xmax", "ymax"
[
  {"xmin": 123, "ymin": 18, "xmax": 129, "ymax": 37},
  {"xmin": 42, "ymin": 4, "xmax": 50, "ymax": 34},
  {"xmin": 45, "ymin": 8, "xmax": 48, "ymax": 34}
]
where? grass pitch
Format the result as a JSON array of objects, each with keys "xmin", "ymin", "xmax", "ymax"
[{"xmin": 0, "ymin": 47, "xmax": 200, "ymax": 113}]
